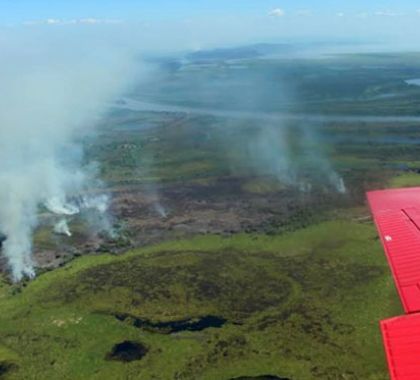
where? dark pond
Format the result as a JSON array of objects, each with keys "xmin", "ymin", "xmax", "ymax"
[
  {"xmin": 115, "ymin": 314, "xmax": 227, "ymax": 334},
  {"xmin": 106, "ymin": 341, "xmax": 148, "ymax": 362}
]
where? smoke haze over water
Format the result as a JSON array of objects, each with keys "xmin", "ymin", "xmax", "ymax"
[{"xmin": 0, "ymin": 29, "xmax": 137, "ymax": 281}]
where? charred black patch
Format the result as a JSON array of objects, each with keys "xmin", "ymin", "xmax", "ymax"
[
  {"xmin": 115, "ymin": 313, "xmax": 227, "ymax": 334},
  {"xmin": 106, "ymin": 341, "xmax": 148, "ymax": 362},
  {"xmin": 0, "ymin": 361, "xmax": 17, "ymax": 376}
]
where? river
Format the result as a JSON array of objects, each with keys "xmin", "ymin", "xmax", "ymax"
[{"xmin": 113, "ymin": 97, "xmax": 420, "ymax": 124}]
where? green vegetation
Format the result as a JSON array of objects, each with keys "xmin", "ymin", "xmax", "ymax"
[
  {"xmin": 0, "ymin": 220, "xmax": 400, "ymax": 379},
  {"xmin": 241, "ymin": 178, "xmax": 287, "ymax": 194},
  {"xmin": 388, "ymin": 172, "xmax": 420, "ymax": 188}
]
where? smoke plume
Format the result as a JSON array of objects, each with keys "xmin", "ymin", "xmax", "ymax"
[
  {"xmin": 0, "ymin": 29, "xmax": 137, "ymax": 281},
  {"xmin": 245, "ymin": 121, "xmax": 346, "ymax": 193}
]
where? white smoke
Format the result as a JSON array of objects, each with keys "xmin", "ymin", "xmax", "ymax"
[
  {"xmin": 49, "ymin": 194, "xmax": 113, "ymax": 238},
  {"xmin": 153, "ymin": 202, "xmax": 168, "ymax": 219},
  {"xmin": 45, "ymin": 197, "xmax": 80, "ymax": 216},
  {"xmin": 79, "ymin": 194, "xmax": 110, "ymax": 214},
  {"xmin": 329, "ymin": 173, "xmax": 347, "ymax": 194},
  {"xmin": 53, "ymin": 219, "xmax": 72, "ymax": 237},
  {"xmin": 246, "ymin": 122, "xmax": 346, "ymax": 193},
  {"xmin": 78, "ymin": 194, "xmax": 116, "ymax": 238},
  {"xmin": 0, "ymin": 29, "xmax": 138, "ymax": 281}
]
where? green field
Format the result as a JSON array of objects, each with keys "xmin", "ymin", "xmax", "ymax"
[{"xmin": 0, "ymin": 220, "xmax": 401, "ymax": 379}]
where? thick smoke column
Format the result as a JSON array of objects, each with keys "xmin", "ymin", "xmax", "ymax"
[{"xmin": 0, "ymin": 29, "xmax": 136, "ymax": 281}]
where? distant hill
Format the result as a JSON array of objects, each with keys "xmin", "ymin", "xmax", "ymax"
[{"xmin": 186, "ymin": 43, "xmax": 293, "ymax": 62}]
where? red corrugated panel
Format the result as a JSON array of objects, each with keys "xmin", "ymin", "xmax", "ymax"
[
  {"xmin": 367, "ymin": 187, "xmax": 420, "ymax": 313},
  {"xmin": 367, "ymin": 188, "xmax": 420, "ymax": 380},
  {"xmin": 368, "ymin": 187, "xmax": 420, "ymax": 212},
  {"xmin": 381, "ymin": 314, "xmax": 420, "ymax": 380}
]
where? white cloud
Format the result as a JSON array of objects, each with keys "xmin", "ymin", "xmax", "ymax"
[
  {"xmin": 374, "ymin": 10, "xmax": 404, "ymax": 17},
  {"xmin": 336, "ymin": 12, "xmax": 345, "ymax": 17},
  {"xmin": 79, "ymin": 18, "xmax": 101, "ymax": 25},
  {"xmin": 23, "ymin": 18, "xmax": 123, "ymax": 26},
  {"xmin": 46, "ymin": 18, "xmax": 61, "ymax": 25},
  {"xmin": 269, "ymin": 8, "xmax": 285, "ymax": 17},
  {"xmin": 79, "ymin": 18, "xmax": 122, "ymax": 25}
]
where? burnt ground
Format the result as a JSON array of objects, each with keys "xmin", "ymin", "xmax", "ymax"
[
  {"xmin": 5, "ymin": 175, "xmax": 353, "ymax": 275},
  {"xmin": 111, "ymin": 176, "xmax": 353, "ymax": 244}
]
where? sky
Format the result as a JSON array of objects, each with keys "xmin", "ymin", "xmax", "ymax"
[
  {"xmin": 2, "ymin": 1, "xmax": 420, "ymax": 22},
  {"xmin": 2, "ymin": 1, "xmax": 420, "ymax": 51}
]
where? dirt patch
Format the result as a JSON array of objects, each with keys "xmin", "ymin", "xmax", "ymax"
[{"xmin": 106, "ymin": 341, "xmax": 148, "ymax": 362}]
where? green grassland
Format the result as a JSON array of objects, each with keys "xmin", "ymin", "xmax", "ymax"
[
  {"xmin": 0, "ymin": 220, "xmax": 401, "ymax": 379},
  {"xmin": 388, "ymin": 172, "xmax": 420, "ymax": 188}
]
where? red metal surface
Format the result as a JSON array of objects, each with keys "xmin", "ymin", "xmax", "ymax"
[
  {"xmin": 367, "ymin": 187, "xmax": 420, "ymax": 313},
  {"xmin": 367, "ymin": 187, "xmax": 420, "ymax": 380},
  {"xmin": 381, "ymin": 314, "xmax": 420, "ymax": 380}
]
